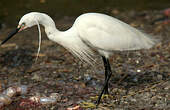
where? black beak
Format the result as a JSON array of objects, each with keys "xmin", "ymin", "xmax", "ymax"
[{"xmin": 1, "ymin": 27, "xmax": 20, "ymax": 45}]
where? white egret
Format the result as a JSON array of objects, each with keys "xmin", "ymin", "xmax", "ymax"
[{"xmin": 1, "ymin": 12, "xmax": 157, "ymax": 105}]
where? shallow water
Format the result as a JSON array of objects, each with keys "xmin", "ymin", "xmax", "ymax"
[{"xmin": 0, "ymin": 0, "xmax": 170, "ymax": 26}]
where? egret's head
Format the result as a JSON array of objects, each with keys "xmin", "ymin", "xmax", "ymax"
[
  {"xmin": 1, "ymin": 12, "xmax": 43, "ymax": 61},
  {"xmin": 18, "ymin": 12, "xmax": 39, "ymax": 32},
  {"xmin": 0, "ymin": 12, "xmax": 40, "ymax": 45}
]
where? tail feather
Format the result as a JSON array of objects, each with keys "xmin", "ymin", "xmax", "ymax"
[{"xmin": 140, "ymin": 33, "xmax": 158, "ymax": 49}]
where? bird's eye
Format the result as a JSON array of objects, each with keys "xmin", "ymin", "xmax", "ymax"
[{"xmin": 21, "ymin": 23, "xmax": 25, "ymax": 27}]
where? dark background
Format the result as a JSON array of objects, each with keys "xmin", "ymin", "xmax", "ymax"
[{"xmin": 0, "ymin": 0, "xmax": 170, "ymax": 27}]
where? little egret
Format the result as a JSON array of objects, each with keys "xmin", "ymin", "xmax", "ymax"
[{"xmin": 1, "ymin": 12, "xmax": 156, "ymax": 105}]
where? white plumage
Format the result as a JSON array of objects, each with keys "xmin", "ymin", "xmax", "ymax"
[{"xmin": 18, "ymin": 12, "xmax": 156, "ymax": 62}]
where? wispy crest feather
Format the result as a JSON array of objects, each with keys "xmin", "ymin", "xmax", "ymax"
[{"xmin": 35, "ymin": 19, "xmax": 42, "ymax": 62}]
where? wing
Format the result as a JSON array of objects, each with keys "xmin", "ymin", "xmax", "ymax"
[{"xmin": 74, "ymin": 13, "xmax": 156, "ymax": 51}]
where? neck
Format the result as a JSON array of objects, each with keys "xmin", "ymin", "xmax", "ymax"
[
  {"xmin": 35, "ymin": 13, "xmax": 73, "ymax": 46},
  {"xmin": 36, "ymin": 13, "xmax": 60, "ymax": 37},
  {"xmin": 34, "ymin": 13, "xmax": 79, "ymax": 47},
  {"xmin": 31, "ymin": 13, "xmax": 93, "ymax": 63}
]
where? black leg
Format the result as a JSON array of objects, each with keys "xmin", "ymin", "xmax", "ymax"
[
  {"xmin": 96, "ymin": 56, "xmax": 112, "ymax": 106},
  {"xmin": 102, "ymin": 56, "xmax": 109, "ymax": 94}
]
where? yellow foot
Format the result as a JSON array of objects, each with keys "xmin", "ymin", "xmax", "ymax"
[
  {"xmin": 90, "ymin": 94, "xmax": 114, "ymax": 100},
  {"xmin": 80, "ymin": 102, "xmax": 96, "ymax": 108}
]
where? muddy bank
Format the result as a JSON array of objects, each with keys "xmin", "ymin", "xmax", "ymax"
[{"xmin": 0, "ymin": 10, "xmax": 169, "ymax": 109}]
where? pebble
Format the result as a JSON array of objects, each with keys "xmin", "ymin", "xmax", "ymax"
[
  {"xmin": 0, "ymin": 94, "xmax": 12, "ymax": 105},
  {"xmin": 40, "ymin": 97, "xmax": 57, "ymax": 105},
  {"xmin": 2, "ymin": 87, "xmax": 17, "ymax": 97},
  {"xmin": 31, "ymin": 73, "xmax": 43, "ymax": 81},
  {"xmin": 131, "ymin": 98, "xmax": 137, "ymax": 102},
  {"xmin": 50, "ymin": 93, "xmax": 61, "ymax": 101},
  {"xmin": 16, "ymin": 85, "xmax": 28, "ymax": 95},
  {"xmin": 157, "ymin": 75, "xmax": 163, "ymax": 80}
]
